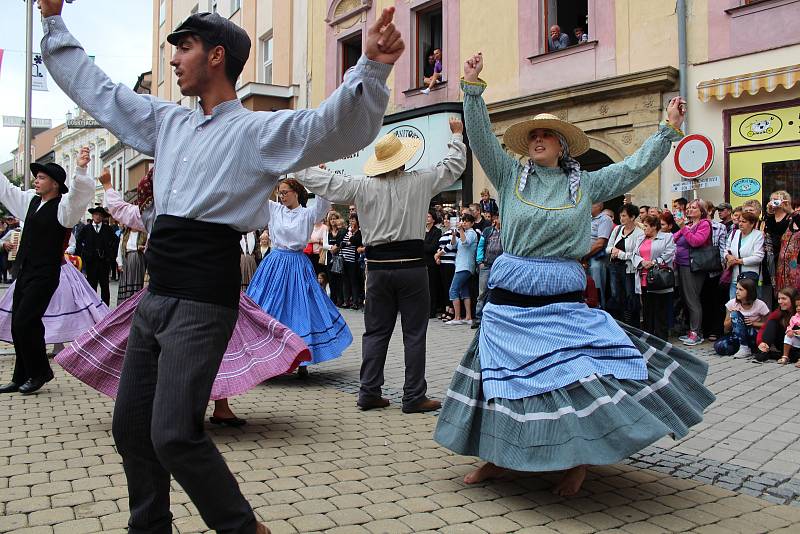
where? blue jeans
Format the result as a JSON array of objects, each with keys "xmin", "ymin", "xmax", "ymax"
[
  {"xmin": 588, "ymin": 256, "xmax": 609, "ymax": 309},
  {"xmin": 730, "ymin": 311, "xmax": 757, "ymax": 350},
  {"xmin": 449, "ymin": 270, "xmax": 472, "ymax": 301}
]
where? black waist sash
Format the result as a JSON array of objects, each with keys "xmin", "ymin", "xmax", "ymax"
[
  {"xmin": 488, "ymin": 287, "xmax": 584, "ymax": 308},
  {"xmin": 364, "ymin": 239, "xmax": 425, "ymax": 270},
  {"xmin": 146, "ymin": 215, "xmax": 241, "ymax": 309}
]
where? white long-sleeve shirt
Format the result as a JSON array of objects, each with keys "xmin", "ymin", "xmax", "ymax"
[
  {"xmin": 726, "ymin": 228, "xmax": 765, "ymax": 280},
  {"xmin": 0, "ymin": 166, "xmax": 95, "ymax": 229},
  {"xmin": 295, "ymin": 134, "xmax": 467, "ymax": 246},
  {"xmin": 267, "ymin": 197, "xmax": 332, "ymax": 251}
]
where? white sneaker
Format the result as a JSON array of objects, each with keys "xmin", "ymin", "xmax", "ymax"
[
  {"xmin": 732, "ymin": 346, "xmax": 752, "ymax": 359},
  {"xmin": 444, "ymin": 319, "xmax": 463, "ymax": 325},
  {"xmin": 421, "ymin": 88, "xmax": 430, "ymax": 95},
  {"xmin": 462, "ymin": 319, "xmax": 473, "ymax": 326}
]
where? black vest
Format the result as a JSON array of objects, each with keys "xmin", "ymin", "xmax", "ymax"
[{"xmin": 15, "ymin": 196, "xmax": 67, "ymax": 275}]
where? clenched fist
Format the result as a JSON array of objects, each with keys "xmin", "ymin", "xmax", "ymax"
[{"xmin": 77, "ymin": 146, "xmax": 91, "ymax": 169}]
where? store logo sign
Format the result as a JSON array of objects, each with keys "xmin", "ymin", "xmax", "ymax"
[
  {"xmin": 732, "ymin": 177, "xmax": 761, "ymax": 197},
  {"xmin": 738, "ymin": 113, "xmax": 782, "ymax": 142}
]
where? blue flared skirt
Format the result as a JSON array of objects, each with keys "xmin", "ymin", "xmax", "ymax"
[
  {"xmin": 434, "ymin": 255, "xmax": 715, "ymax": 472},
  {"xmin": 246, "ymin": 248, "xmax": 352, "ymax": 365}
]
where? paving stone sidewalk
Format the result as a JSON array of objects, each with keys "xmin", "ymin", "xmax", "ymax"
[
  {"xmin": 1, "ymin": 304, "xmax": 800, "ymax": 532},
  {"xmin": 2, "ymin": 373, "xmax": 800, "ymax": 534}
]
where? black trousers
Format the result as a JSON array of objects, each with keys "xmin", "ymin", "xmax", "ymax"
[
  {"xmin": 111, "ymin": 292, "xmax": 255, "ymax": 534},
  {"xmin": 701, "ymin": 276, "xmax": 726, "ymax": 338},
  {"xmin": 426, "ymin": 263, "xmax": 443, "ymax": 316},
  {"xmin": 642, "ymin": 289, "xmax": 672, "ymax": 341},
  {"xmin": 10, "ymin": 268, "xmax": 59, "ymax": 384},
  {"xmin": 85, "ymin": 259, "xmax": 111, "ymax": 305},
  {"xmin": 343, "ymin": 261, "xmax": 364, "ymax": 307},
  {"xmin": 360, "ymin": 267, "xmax": 429, "ymax": 407}
]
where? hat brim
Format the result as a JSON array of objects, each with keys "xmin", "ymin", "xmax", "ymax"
[
  {"xmin": 503, "ymin": 118, "xmax": 590, "ymax": 158},
  {"xmin": 30, "ymin": 163, "xmax": 68, "ymax": 194},
  {"xmin": 167, "ymin": 29, "xmax": 196, "ymax": 46},
  {"xmin": 363, "ymin": 138, "xmax": 422, "ymax": 176},
  {"xmin": 88, "ymin": 208, "xmax": 110, "ymax": 217}
]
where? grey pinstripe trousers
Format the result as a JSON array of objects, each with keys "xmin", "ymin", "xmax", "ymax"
[{"xmin": 111, "ymin": 292, "xmax": 256, "ymax": 534}]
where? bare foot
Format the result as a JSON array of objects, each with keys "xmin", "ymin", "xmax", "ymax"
[
  {"xmin": 464, "ymin": 462, "xmax": 509, "ymax": 484},
  {"xmin": 212, "ymin": 398, "xmax": 238, "ymax": 420},
  {"xmin": 553, "ymin": 465, "xmax": 587, "ymax": 497}
]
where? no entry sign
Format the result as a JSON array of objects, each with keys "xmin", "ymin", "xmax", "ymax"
[{"xmin": 674, "ymin": 134, "xmax": 714, "ymax": 179}]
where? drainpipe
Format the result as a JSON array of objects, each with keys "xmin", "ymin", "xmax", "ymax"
[{"xmin": 677, "ymin": 0, "xmax": 688, "ymax": 133}]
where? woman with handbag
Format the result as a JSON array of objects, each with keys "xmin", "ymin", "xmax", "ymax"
[
  {"xmin": 632, "ymin": 215, "xmax": 676, "ymax": 340},
  {"xmin": 673, "ymin": 199, "xmax": 713, "ymax": 346},
  {"xmin": 724, "ymin": 211, "xmax": 764, "ymax": 300},
  {"xmin": 324, "ymin": 213, "xmax": 347, "ymax": 307},
  {"xmin": 606, "ymin": 204, "xmax": 644, "ymax": 327}
]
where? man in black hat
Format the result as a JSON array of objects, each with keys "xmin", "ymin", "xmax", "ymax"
[
  {"xmin": 0, "ymin": 147, "xmax": 95, "ymax": 395},
  {"xmin": 75, "ymin": 205, "xmax": 116, "ymax": 305},
  {"xmin": 39, "ymin": 1, "xmax": 404, "ymax": 532}
]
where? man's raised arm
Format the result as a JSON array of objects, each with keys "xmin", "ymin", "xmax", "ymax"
[
  {"xmin": 39, "ymin": 1, "xmax": 168, "ymax": 156},
  {"xmin": 258, "ymin": 7, "xmax": 404, "ymax": 176}
]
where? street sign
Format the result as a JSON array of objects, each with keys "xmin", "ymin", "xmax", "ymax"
[
  {"xmin": 2, "ymin": 116, "xmax": 52, "ymax": 128},
  {"xmin": 32, "ymin": 53, "xmax": 48, "ymax": 92},
  {"xmin": 66, "ymin": 118, "xmax": 102, "ymax": 129},
  {"xmin": 674, "ymin": 134, "xmax": 714, "ymax": 179},
  {"xmin": 671, "ymin": 175, "xmax": 721, "ymax": 193}
]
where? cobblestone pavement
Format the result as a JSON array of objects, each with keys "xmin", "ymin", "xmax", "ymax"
[{"xmin": 1, "ymin": 301, "xmax": 800, "ymax": 533}]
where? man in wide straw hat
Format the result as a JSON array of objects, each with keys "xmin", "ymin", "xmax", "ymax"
[{"xmin": 296, "ymin": 117, "xmax": 466, "ymax": 414}]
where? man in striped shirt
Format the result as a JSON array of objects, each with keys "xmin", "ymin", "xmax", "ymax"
[{"xmin": 38, "ymin": 1, "xmax": 404, "ymax": 533}]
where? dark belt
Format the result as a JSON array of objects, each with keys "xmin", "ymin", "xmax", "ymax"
[{"xmin": 488, "ymin": 287, "xmax": 584, "ymax": 307}]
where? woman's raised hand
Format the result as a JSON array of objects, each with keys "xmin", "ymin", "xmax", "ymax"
[
  {"xmin": 463, "ymin": 52, "xmax": 483, "ymax": 83},
  {"xmin": 666, "ymin": 96, "xmax": 687, "ymax": 128}
]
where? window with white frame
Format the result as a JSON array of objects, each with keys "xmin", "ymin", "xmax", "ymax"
[
  {"xmin": 261, "ymin": 34, "xmax": 273, "ymax": 84},
  {"xmin": 415, "ymin": 3, "xmax": 443, "ymax": 88},
  {"xmin": 159, "ymin": 43, "xmax": 166, "ymax": 84},
  {"xmin": 545, "ymin": 0, "xmax": 589, "ymax": 52},
  {"xmin": 231, "ymin": 0, "xmax": 241, "ymax": 14},
  {"xmin": 159, "ymin": 0, "xmax": 166, "ymax": 26}
]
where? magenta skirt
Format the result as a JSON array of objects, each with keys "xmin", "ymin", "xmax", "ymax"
[{"xmin": 55, "ymin": 289, "xmax": 311, "ymax": 400}]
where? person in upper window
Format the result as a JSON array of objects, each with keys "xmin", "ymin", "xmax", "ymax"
[
  {"xmin": 573, "ymin": 26, "xmax": 588, "ymax": 44},
  {"xmin": 549, "ymin": 25, "xmax": 570, "ymax": 51},
  {"xmin": 421, "ymin": 47, "xmax": 443, "ymax": 95}
]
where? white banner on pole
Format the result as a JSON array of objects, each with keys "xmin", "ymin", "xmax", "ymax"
[
  {"xmin": 670, "ymin": 175, "xmax": 721, "ymax": 193},
  {"xmin": 32, "ymin": 53, "xmax": 48, "ymax": 91}
]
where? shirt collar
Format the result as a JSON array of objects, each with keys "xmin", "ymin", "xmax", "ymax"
[{"xmin": 195, "ymin": 98, "xmax": 244, "ymax": 124}]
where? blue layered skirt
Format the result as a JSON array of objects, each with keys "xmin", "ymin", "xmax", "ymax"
[
  {"xmin": 434, "ymin": 254, "xmax": 715, "ymax": 471},
  {"xmin": 246, "ymin": 248, "xmax": 352, "ymax": 365}
]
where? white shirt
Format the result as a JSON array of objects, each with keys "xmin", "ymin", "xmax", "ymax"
[
  {"xmin": 240, "ymin": 232, "xmax": 256, "ymax": 255},
  {"xmin": 0, "ymin": 166, "xmax": 95, "ymax": 229},
  {"xmin": 268, "ymin": 197, "xmax": 331, "ymax": 251},
  {"xmin": 295, "ymin": 134, "xmax": 466, "ymax": 246}
]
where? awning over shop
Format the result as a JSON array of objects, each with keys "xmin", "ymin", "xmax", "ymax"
[{"xmin": 696, "ymin": 64, "xmax": 800, "ymax": 102}]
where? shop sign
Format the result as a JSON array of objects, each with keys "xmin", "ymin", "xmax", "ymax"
[
  {"xmin": 325, "ymin": 112, "xmax": 457, "ymax": 177},
  {"xmin": 730, "ymin": 104, "xmax": 800, "ymax": 147},
  {"xmin": 731, "ymin": 177, "xmax": 761, "ymax": 197}
]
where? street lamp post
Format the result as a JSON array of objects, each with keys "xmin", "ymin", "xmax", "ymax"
[{"xmin": 23, "ymin": 0, "xmax": 34, "ymax": 190}]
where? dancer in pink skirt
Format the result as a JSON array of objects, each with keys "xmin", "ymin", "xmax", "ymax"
[{"xmin": 55, "ymin": 169, "xmax": 311, "ymax": 425}]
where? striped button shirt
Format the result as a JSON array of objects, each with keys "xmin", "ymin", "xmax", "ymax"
[{"xmin": 41, "ymin": 16, "xmax": 391, "ymax": 232}]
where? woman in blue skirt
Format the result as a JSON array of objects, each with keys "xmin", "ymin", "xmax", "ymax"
[
  {"xmin": 246, "ymin": 178, "xmax": 352, "ymax": 377},
  {"xmin": 433, "ymin": 53, "xmax": 715, "ymax": 496}
]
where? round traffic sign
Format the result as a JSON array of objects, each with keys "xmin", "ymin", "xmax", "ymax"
[{"xmin": 674, "ymin": 134, "xmax": 714, "ymax": 179}]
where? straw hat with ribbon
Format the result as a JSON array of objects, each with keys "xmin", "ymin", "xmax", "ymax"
[
  {"xmin": 503, "ymin": 113, "xmax": 590, "ymax": 158},
  {"xmin": 363, "ymin": 133, "xmax": 422, "ymax": 176}
]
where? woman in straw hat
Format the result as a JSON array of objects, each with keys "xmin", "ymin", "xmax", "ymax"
[
  {"xmin": 433, "ymin": 52, "xmax": 715, "ymax": 496},
  {"xmin": 246, "ymin": 178, "xmax": 352, "ymax": 376}
]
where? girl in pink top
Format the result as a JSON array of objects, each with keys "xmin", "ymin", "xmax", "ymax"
[{"xmin": 779, "ymin": 299, "xmax": 800, "ymax": 367}]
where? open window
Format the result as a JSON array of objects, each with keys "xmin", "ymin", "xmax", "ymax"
[
  {"xmin": 340, "ymin": 33, "xmax": 362, "ymax": 83},
  {"xmin": 415, "ymin": 3, "xmax": 443, "ymax": 88},
  {"xmin": 545, "ymin": 0, "xmax": 589, "ymax": 51}
]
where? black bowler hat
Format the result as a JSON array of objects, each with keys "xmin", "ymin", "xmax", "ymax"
[
  {"xmin": 30, "ymin": 162, "xmax": 68, "ymax": 194},
  {"xmin": 167, "ymin": 12, "xmax": 251, "ymax": 66},
  {"xmin": 88, "ymin": 206, "xmax": 110, "ymax": 218}
]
